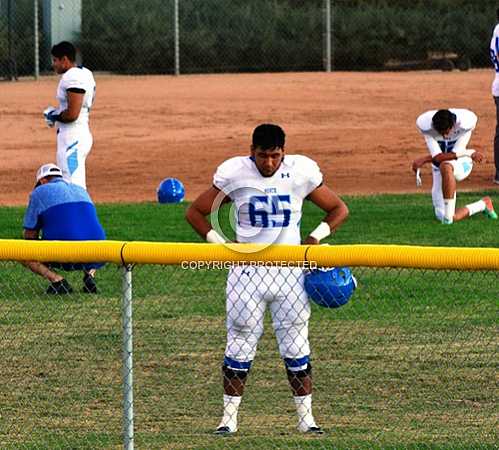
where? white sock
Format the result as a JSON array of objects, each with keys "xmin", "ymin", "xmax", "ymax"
[
  {"xmin": 294, "ymin": 394, "xmax": 317, "ymax": 432},
  {"xmin": 217, "ymin": 394, "xmax": 241, "ymax": 431},
  {"xmin": 465, "ymin": 199, "xmax": 485, "ymax": 216},
  {"xmin": 443, "ymin": 198, "xmax": 456, "ymax": 223}
]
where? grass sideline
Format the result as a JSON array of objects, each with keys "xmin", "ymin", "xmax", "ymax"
[
  {"xmin": 1, "ymin": 192, "xmax": 498, "ymax": 246},
  {"xmin": 0, "ymin": 192, "xmax": 497, "ymax": 449}
]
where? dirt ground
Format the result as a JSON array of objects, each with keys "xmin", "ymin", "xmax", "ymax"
[{"xmin": 1, "ymin": 70, "xmax": 498, "ymax": 205}]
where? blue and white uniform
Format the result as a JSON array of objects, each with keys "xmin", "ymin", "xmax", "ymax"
[
  {"xmin": 489, "ymin": 23, "xmax": 499, "ymax": 182},
  {"xmin": 490, "ymin": 23, "xmax": 499, "ymax": 96},
  {"xmin": 23, "ymin": 178, "xmax": 105, "ymax": 269},
  {"xmin": 213, "ymin": 155, "xmax": 323, "ymax": 372},
  {"xmin": 416, "ymin": 109, "xmax": 477, "ymax": 221},
  {"xmin": 53, "ymin": 66, "xmax": 96, "ymax": 190}
]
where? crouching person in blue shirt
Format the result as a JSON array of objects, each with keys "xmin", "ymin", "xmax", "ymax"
[{"xmin": 22, "ymin": 163, "xmax": 106, "ymax": 294}]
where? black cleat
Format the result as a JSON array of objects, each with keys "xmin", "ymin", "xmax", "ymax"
[
  {"xmin": 46, "ymin": 279, "xmax": 73, "ymax": 295},
  {"xmin": 82, "ymin": 272, "xmax": 98, "ymax": 294},
  {"xmin": 213, "ymin": 426, "xmax": 236, "ymax": 436},
  {"xmin": 305, "ymin": 426, "xmax": 324, "ymax": 435}
]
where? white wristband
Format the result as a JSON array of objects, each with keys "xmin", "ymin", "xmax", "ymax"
[
  {"xmin": 454, "ymin": 149, "xmax": 475, "ymax": 158},
  {"xmin": 206, "ymin": 229, "xmax": 226, "ymax": 244},
  {"xmin": 309, "ymin": 222, "xmax": 331, "ymax": 242}
]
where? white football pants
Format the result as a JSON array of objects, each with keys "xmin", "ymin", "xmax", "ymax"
[
  {"xmin": 224, "ymin": 265, "xmax": 311, "ymax": 365},
  {"xmin": 56, "ymin": 127, "xmax": 93, "ymax": 190},
  {"xmin": 432, "ymin": 156, "xmax": 473, "ymax": 222}
]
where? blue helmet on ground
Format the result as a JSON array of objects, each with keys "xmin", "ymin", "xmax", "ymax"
[
  {"xmin": 304, "ymin": 267, "xmax": 357, "ymax": 308},
  {"xmin": 157, "ymin": 178, "xmax": 185, "ymax": 203}
]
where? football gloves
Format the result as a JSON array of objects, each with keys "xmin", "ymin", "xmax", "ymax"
[{"xmin": 43, "ymin": 107, "xmax": 59, "ymax": 127}]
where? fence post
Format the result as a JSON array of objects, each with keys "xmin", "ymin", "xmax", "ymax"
[
  {"xmin": 34, "ymin": 0, "xmax": 39, "ymax": 80},
  {"xmin": 323, "ymin": 0, "xmax": 332, "ymax": 72},
  {"xmin": 122, "ymin": 264, "xmax": 134, "ymax": 450},
  {"xmin": 174, "ymin": 0, "xmax": 180, "ymax": 75}
]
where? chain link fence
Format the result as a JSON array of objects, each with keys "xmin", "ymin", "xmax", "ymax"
[
  {"xmin": 0, "ymin": 259, "xmax": 497, "ymax": 448},
  {"xmin": 2, "ymin": 0, "xmax": 499, "ymax": 79}
]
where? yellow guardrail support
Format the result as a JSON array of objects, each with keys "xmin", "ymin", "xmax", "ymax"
[{"xmin": 0, "ymin": 240, "xmax": 498, "ymax": 270}]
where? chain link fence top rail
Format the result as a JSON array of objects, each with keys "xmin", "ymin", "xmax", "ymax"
[
  {"xmin": 2, "ymin": 0, "xmax": 499, "ymax": 78},
  {"xmin": 0, "ymin": 240, "xmax": 497, "ymax": 449}
]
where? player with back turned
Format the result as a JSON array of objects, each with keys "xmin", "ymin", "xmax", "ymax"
[
  {"xmin": 186, "ymin": 124, "xmax": 349, "ymax": 435},
  {"xmin": 44, "ymin": 41, "xmax": 96, "ymax": 190}
]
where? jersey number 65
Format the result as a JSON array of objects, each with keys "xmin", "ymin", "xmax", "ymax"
[{"xmin": 248, "ymin": 195, "xmax": 291, "ymax": 228}]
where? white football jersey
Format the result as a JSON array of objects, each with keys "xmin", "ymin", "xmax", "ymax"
[
  {"xmin": 416, "ymin": 108, "xmax": 477, "ymax": 158},
  {"xmin": 490, "ymin": 23, "xmax": 499, "ymax": 96},
  {"xmin": 213, "ymin": 155, "xmax": 323, "ymax": 245},
  {"xmin": 56, "ymin": 66, "xmax": 96, "ymax": 130}
]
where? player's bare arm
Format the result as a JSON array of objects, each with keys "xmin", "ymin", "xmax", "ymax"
[
  {"xmin": 303, "ymin": 184, "xmax": 349, "ymax": 245},
  {"xmin": 185, "ymin": 186, "xmax": 230, "ymax": 239},
  {"xmin": 57, "ymin": 89, "xmax": 85, "ymax": 123},
  {"xmin": 432, "ymin": 150, "xmax": 484, "ymax": 166},
  {"xmin": 412, "ymin": 155, "xmax": 432, "ymax": 172},
  {"xmin": 22, "ymin": 229, "xmax": 63, "ymax": 282}
]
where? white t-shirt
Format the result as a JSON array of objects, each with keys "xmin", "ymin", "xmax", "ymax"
[
  {"xmin": 56, "ymin": 66, "xmax": 96, "ymax": 130},
  {"xmin": 416, "ymin": 108, "xmax": 477, "ymax": 158},
  {"xmin": 213, "ymin": 155, "xmax": 323, "ymax": 245},
  {"xmin": 490, "ymin": 23, "xmax": 499, "ymax": 96}
]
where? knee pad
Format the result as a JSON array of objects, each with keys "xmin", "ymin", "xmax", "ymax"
[
  {"xmin": 286, "ymin": 363, "xmax": 312, "ymax": 379},
  {"xmin": 222, "ymin": 364, "xmax": 249, "ymax": 381},
  {"xmin": 223, "ymin": 356, "xmax": 252, "ymax": 380},
  {"xmin": 284, "ymin": 356, "xmax": 311, "ymax": 378}
]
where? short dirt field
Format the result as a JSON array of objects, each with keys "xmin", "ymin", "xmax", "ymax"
[{"xmin": 1, "ymin": 69, "xmax": 497, "ymax": 205}]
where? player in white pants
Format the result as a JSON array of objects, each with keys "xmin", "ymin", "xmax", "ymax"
[
  {"xmin": 413, "ymin": 109, "xmax": 497, "ymax": 223},
  {"xmin": 225, "ymin": 264, "xmax": 311, "ymax": 374},
  {"xmin": 44, "ymin": 41, "xmax": 96, "ymax": 190},
  {"xmin": 186, "ymin": 124, "xmax": 349, "ymax": 435}
]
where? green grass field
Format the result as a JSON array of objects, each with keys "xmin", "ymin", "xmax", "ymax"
[
  {"xmin": 0, "ymin": 193, "xmax": 497, "ymax": 449},
  {"xmin": 1, "ymin": 192, "xmax": 499, "ymax": 246}
]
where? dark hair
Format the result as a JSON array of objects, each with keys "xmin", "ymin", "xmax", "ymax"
[
  {"xmin": 252, "ymin": 124, "xmax": 285, "ymax": 150},
  {"xmin": 51, "ymin": 41, "xmax": 76, "ymax": 61},
  {"xmin": 432, "ymin": 109, "xmax": 456, "ymax": 134},
  {"xmin": 35, "ymin": 174, "xmax": 62, "ymax": 188},
  {"xmin": 497, "ymin": 7, "xmax": 499, "ymax": 20}
]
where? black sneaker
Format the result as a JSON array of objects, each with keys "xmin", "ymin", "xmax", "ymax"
[
  {"xmin": 305, "ymin": 426, "xmax": 324, "ymax": 435},
  {"xmin": 213, "ymin": 426, "xmax": 236, "ymax": 436},
  {"xmin": 82, "ymin": 272, "xmax": 98, "ymax": 294},
  {"xmin": 46, "ymin": 279, "xmax": 73, "ymax": 295}
]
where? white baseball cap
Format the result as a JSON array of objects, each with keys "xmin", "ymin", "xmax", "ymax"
[{"xmin": 35, "ymin": 163, "xmax": 63, "ymax": 186}]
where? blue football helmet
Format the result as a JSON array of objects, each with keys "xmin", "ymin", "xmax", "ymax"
[
  {"xmin": 304, "ymin": 267, "xmax": 357, "ymax": 308},
  {"xmin": 157, "ymin": 178, "xmax": 185, "ymax": 203}
]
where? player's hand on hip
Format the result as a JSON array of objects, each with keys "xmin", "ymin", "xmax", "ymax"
[
  {"xmin": 43, "ymin": 106, "xmax": 58, "ymax": 127},
  {"xmin": 303, "ymin": 236, "xmax": 320, "ymax": 245}
]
